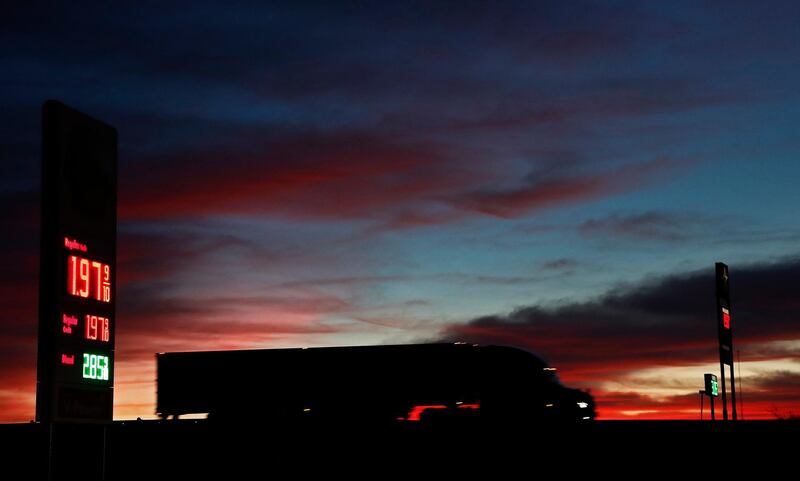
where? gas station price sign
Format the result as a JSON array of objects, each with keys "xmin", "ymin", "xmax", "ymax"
[
  {"xmin": 37, "ymin": 101, "xmax": 117, "ymax": 423},
  {"xmin": 57, "ymin": 236, "xmax": 115, "ymax": 386}
]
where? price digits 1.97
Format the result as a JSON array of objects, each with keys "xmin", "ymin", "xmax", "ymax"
[
  {"xmin": 85, "ymin": 315, "xmax": 110, "ymax": 342},
  {"xmin": 68, "ymin": 255, "xmax": 111, "ymax": 302}
]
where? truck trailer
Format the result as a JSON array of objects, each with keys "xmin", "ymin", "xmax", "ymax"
[{"xmin": 156, "ymin": 343, "xmax": 595, "ymax": 424}]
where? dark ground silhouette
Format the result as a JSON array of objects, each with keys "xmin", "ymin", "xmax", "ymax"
[{"xmin": 0, "ymin": 418, "xmax": 797, "ymax": 479}]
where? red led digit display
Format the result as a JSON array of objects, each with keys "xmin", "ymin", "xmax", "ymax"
[
  {"xmin": 67, "ymin": 255, "xmax": 111, "ymax": 302},
  {"xmin": 722, "ymin": 307, "xmax": 730, "ymax": 329},
  {"xmin": 84, "ymin": 315, "xmax": 110, "ymax": 342}
]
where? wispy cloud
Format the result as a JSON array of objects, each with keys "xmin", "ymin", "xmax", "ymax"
[
  {"xmin": 541, "ymin": 258, "xmax": 579, "ymax": 271},
  {"xmin": 449, "ymin": 158, "xmax": 678, "ymax": 218},
  {"xmin": 578, "ymin": 211, "xmax": 702, "ymax": 242}
]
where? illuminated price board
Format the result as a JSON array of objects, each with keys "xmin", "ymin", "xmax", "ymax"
[
  {"xmin": 715, "ymin": 263, "xmax": 733, "ymax": 365},
  {"xmin": 721, "ymin": 307, "xmax": 730, "ymax": 330},
  {"xmin": 36, "ymin": 101, "xmax": 117, "ymax": 423},
  {"xmin": 704, "ymin": 373, "xmax": 719, "ymax": 397}
]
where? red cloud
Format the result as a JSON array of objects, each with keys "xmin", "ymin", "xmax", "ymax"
[
  {"xmin": 119, "ymin": 129, "xmax": 680, "ymax": 227},
  {"xmin": 120, "ymin": 132, "xmax": 480, "ymax": 224}
]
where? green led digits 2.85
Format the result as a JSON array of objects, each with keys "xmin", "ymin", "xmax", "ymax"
[{"xmin": 82, "ymin": 353, "xmax": 109, "ymax": 381}]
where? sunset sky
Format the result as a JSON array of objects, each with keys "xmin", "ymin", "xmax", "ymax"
[{"xmin": 2, "ymin": 1, "xmax": 800, "ymax": 421}]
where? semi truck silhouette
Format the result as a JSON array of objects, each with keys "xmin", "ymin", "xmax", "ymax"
[{"xmin": 156, "ymin": 343, "xmax": 595, "ymax": 424}]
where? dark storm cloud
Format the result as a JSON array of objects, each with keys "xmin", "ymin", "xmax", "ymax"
[{"xmin": 443, "ymin": 257, "xmax": 800, "ymax": 377}]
